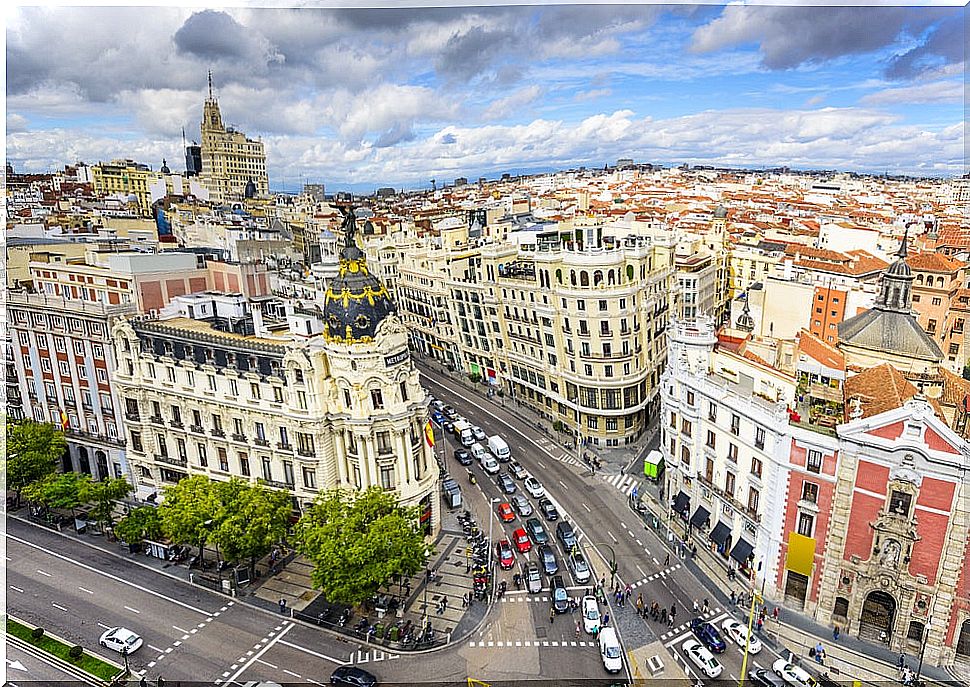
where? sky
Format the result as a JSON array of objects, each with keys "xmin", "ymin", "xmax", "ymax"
[{"xmin": 5, "ymin": 2, "xmax": 967, "ymax": 192}]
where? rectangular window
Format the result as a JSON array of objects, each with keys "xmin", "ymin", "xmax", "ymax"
[
  {"xmin": 302, "ymin": 466, "xmax": 317, "ymax": 489},
  {"xmin": 167, "ymin": 367, "xmax": 176, "ymax": 383},
  {"xmin": 371, "ymin": 388, "xmax": 384, "ymax": 410},
  {"xmin": 606, "ymin": 418, "xmax": 618, "ymax": 431},
  {"xmin": 228, "ymin": 378, "xmax": 238, "ymax": 396},
  {"xmin": 751, "ymin": 457, "xmax": 763, "ymax": 478},
  {"xmin": 604, "ymin": 365, "xmax": 613, "ymax": 378},
  {"xmin": 197, "ymin": 443, "xmax": 208, "ymax": 467},
  {"xmin": 93, "ymin": 344, "xmax": 104, "ymax": 359},
  {"xmin": 680, "ymin": 445, "xmax": 691, "ymax": 469},
  {"xmin": 261, "ymin": 456, "xmax": 272, "ymax": 481},
  {"xmin": 218, "ymin": 448, "xmax": 229, "ymax": 472},
  {"xmin": 96, "ymin": 367, "xmax": 108, "ymax": 383},
  {"xmin": 250, "ymin": 382, "xmax": 261, "ymax": 399},
  {"xmin": 297, "ymin": 390, "xmax": 307, "ymax": 409},
  {"xmin": 283, "ymin": 461, "xmax": 295, "ymax": 486},
  {"xmin": 889, "ymin": 490, "xmax": 912, "ymax": 516},
  {"xmin": 727, "ymin": 443, "xmax": 738, "ymax": 463},
  {"xmin": 706, "ymin": 430, "xmax": 716, "ymax": 449},
  {"xmin": 755, "ymin": 426, "xmax": 766, "ymax": 450},
  {"xmin": 54, "ymin": 336, "xmax": 66, "ymax": 352},
  {"xmin": 807, "ymin": 449, "xmax": 822, "ymax": 474},
  {"xmin": 380, "ymin": 465, "xmax": 394, "ymax": 490},
  {"xmin": 238, "ymin": 453, "xmax": 250, "ymax": 477},
  {"xmin": 599, "ymin": 300, "xmax": 608, "ymax": 312},
  {"xmin": 279, "ymin": 426, "xmax": 290, "ymax": 448},
  {"xmin": 797, "ymin": 512, "xmax": 814, "ymax": 537},
  {"xmin": 192, "ymin": 409, "xmax": 202, "ymax": 428},
  {"xmin": 801, "ymin": 482, "xmax": 819, "ymax": 504},
  {"xmin": 208, "ymin": 375, "xmax": 217, "ymax": 391},
  {"xmin": 681, "ymin": 419, "xmax": 691, "ymax": 436},
  {"xmin": 748, "ymin": 487, "xmax": 760, "ymax": 513},
  {"xmin": 176, "ymin": 438, "xmax": 187, "ymax": 461},
  {"xmin": 212, "ymin": 414, "xmax": 223, "ymax": 434},
  {"xmin": 731, "ymin": 414, "xmax": 740, "ymax": 435},
  {"xmin": 273, "ymin": 386, "xmax": 284, "ymax": 403},
  {"xmin": 255, "ymin": 422, "xmax": 266, "ymax": 442},
  {"xmin": 170, "ymin": 406, "xmax": 182, "ymax": 425},
  {"xmin": 669, "ymin": 412, "xmax": 677, "ymax": 429},
  {"xmin": 233, "ymin": 418, "xmax": 244, "ymax": 437},
  {"xmin": 686, "ymin": 390, "xmax": 695, "ymax": 406},
  {"xmin": 399, "ymin": 381, "xmax": 408, "ymax": 402},
  {"xmin": 130, "ymin": 431, "xmax": 143, "ymax": 452},
  {"xmin": 376, "ymin": 431, "xmax": 393, "ymax": 454},
  {"xmin": 724, "ymin": 471, "xmax": 736, "ymax": 497},
  {"xmin": 156, "ymin": 434, "xmax": 168, "ymax": 457}
]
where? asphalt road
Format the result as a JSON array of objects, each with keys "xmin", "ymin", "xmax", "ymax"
[{"xmin": 5, "ymin": 641, "xmax": 89, "ymax": 686}]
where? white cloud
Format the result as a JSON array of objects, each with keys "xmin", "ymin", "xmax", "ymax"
[
  {"xmin": 481, "ymin": 86, "xmax": 544, "ymax": 121},
  {"xmin": 860, "ymin": 79, "xmax": 964, "ymax": 105}
]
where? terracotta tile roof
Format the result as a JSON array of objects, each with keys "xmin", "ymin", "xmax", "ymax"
[
  {"xmin": 784, "ymin": 244, "xmax": 845, "ymax": 262},
  {"xmin": 940, "ymin": 367, "xmax": 970, "ymax": 408},
  {"xmin": 797, "ymin": 329, "xmax": 845, "ymax": 371},
  {"xmin": 905, "ymin": 251, "xmax": 967, "ymax": 273},
  {"xmin": 843, "ymin": 363, "xmax": 945, "ymax": 421}
]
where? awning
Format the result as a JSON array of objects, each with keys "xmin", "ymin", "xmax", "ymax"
[
  {"xmin": 672, "ymin": 491, "xmax": 690, "ymax": 515},
  {"xmin": 731, "ymin": 538, "xmax": 755, "ymax": 565},
  {"xmin": 690, "ymin": 506, "xmax": 710, "ymax": 529},
  {"xmin": 710, "ymin": 522, "xmax": 732, "ymax": 548},
  {"xmin": 134, "ymin": 485, "xmax": 156, "ymax": 502}
]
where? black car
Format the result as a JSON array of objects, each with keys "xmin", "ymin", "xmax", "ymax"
[
  {"xmin": 538, "ymin": 544, "xmax": 559, "ymax": 576},
  {"xmin": 331, "ymin": 666, "xmax": 377, "ymax": 686},
  {"xmin": 749, "ymin": 669, "xmax": 786, "ymax": 687},
  {"xmin": 556, "ymin": 521, "xmax": 577, "ymax": 551},
  {"xmin": 442, "ymin": 405, "xmax": 458, "ymax": 420},
  {"xmin": 538, "ymin": 498, "xmax": 559, "ymax": 521},
  {"xmin": 551, "ymin": 575, "xmax": 570, "ymax": 613},
  {"xmin": 690, "ymin": 618, "xmax": 727, "ymax": 653},
  {"xmin": 525, "ymin": 517, "xmax": 549, "ymax": 545},
  {"xmin": 454, "ymin": 448, "xmax": 473, "ymax": 465},
  {"xmin": 443, "ymin": 420, "xmax": 455, "ymax": 435}
]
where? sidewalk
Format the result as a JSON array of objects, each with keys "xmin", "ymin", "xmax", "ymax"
[{"xmin": 625, "ymin": 488, "xmax": 959, "ymax": 686}]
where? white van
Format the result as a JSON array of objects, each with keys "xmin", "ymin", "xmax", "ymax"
[
  {"xmin": 471, "ymin": 442, "xmax": 487, "ymax": 463},
  {"xmin": 487, "ymin": 435, "xmax": 511, "ymax": 462},
  {"xmin": 598, "ymin": 626, "xmax": 623, "ymax": 673}
]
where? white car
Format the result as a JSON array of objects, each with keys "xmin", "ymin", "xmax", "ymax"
[
  {"xmin": 524, "ymin": 477, "xmax": 545, "ymax": 498},
  {"xmin": 582, "ymin": 595, "xmax": 601, "ymax": 634},
  {"xmin": 472, "ymin": 426, "xmax": 487, "ymax": 441},
  {"xmin": 683, "ymin": 638, "xmax": 723, "ymax": 678},
  {"xmin": 722, "ymin": 618, "xmax": 763, "ymax": 653},
  {"xmin": 773, "ymin": 658, "xmax": 818, "ymax": 687},
  {"xmin": 99, "ymin": 627, "xmax": 143, "ymax": 654},
  {"xmin": 482, "ymin": 456, "xmax": 500, "ymax": 474}
]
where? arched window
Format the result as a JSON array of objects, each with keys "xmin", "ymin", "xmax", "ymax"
[
  {"xmin": 608, "ymin": 270, "xmax": 616, "ymax": 286},
  {"xmin": 593, "ymin": 270, "xmax": 603, "ymax": 286},
  {"xmin": 626, "ymin": 265, "xmax": 635, "ymax": 282},
  {"xmin": 580, "ymin": 271, "xmax": 590, "ymax": 287},
  {"xmin": 556, "ymin": 269, "xmax": 563, "ymax": 284},
  {"xmin": 570, "ymin": 270, "xmax": 577, "ymax": 286},
  {"xmin": 916, "ymin": 274, "xmax": 924, "ymax": 284}
]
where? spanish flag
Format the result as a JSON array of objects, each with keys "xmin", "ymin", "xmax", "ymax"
[
  {"xmin": 424, "ymin": 420, "xmax": 435, "ymax": 448},
  {"xmin": 60, "ymin": 410, "xmax": 69, "ymax": 430}
]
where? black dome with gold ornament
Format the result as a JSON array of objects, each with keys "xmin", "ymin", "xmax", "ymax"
[{"xmin": 322, "ymin": 206, "xmax": 395, "ymax": 343}]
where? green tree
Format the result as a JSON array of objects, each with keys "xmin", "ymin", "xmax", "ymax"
[
  {"xmin": 158, "ymin": 475, "xmax": 222, "ymax": 566},
  {"xmin": 212, "ymin": 479, "xmax": 291, "ymax": 577},
  {"xmin": 296, "ymin": 486, "xmax": 428, "ymax": 605},
  {"xmin": 6, "ymin": 421, "xmax": 65, "ymax": 505},
  {"xmin": 114, "ymin": 506, "xmax": 164, "ymax": 545},
  {"xmin": 81, "ymin": 477, "xmax": 133, "ymax": 532},
  {"xmin": 22, "ymin": 472, "xmax": 91, "ymax": 516}
]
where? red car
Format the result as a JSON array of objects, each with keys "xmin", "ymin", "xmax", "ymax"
[
  {"xmin": 512, "ymin": 527, "xmax": 532, "ymax": 553},
  {"xmin": 496, "ymin": 539, "xmax": 515, "ymax": 569},
  {"xmin": 496, "ymin": 502, "xmax": 515, "ymax": 523}
]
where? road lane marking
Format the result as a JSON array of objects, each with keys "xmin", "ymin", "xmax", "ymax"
[
  {"xmin": 98, "ymin": 623, "xmax": 112, "ymax": 630},
  {"xmin": 278, "ymin": 639, "xmax": 349, "ymax": 665},
  {"xmin": 37, "ymin": 570, "xmax": 52, "ymax": 577},
  {"xmin": 77, "ymin": 586, "xmax": 94, "ymax": 594},
  {"xmin": 124, "ymin": 606, "xmax": 141, "ymax": 614},
  {"xmin": 636, "ymin": 564, "xmax": 646, "ymax": 577},
  {"xmin": 10, "ymin": 586, "xmax": 24, "ymax": 593},
  {"xmin": 608, "ymin": 531, "xmax": 618, "ymax": 543},
  {"xmin": 224, "ymin": 623, "xmax": 293, "ymax": 685},
  {"xmin": 9, "ymin": 535, "xmax": 214, "ymax": 616},
  {"xmin": 256, "ymin": 659, "xmax": 278, "ymax": 669},
  {"xmin": 558, "ymin": 480, "xmax": 568, "ymax": 490},
  {"xmin": 537, "ymin": 460, "xmax": 546, "ymax": 469},
  {"xmin": 582, "ymin": 503, "xmax": 590, "ymax": 512},
  {"xmin": 52, "ymin": 602, "xmax": 68, "ymax": 612},
  {"xmin": 283, "ymin": 669, "xmax": 302, "ymax": 678},
  {"xmin": 148, "ymin": 644, "xmax": 165, "ymax": 653},
  {"xmin": 172, "ymin": 625, "xmax": 189, "ymax": 634}
]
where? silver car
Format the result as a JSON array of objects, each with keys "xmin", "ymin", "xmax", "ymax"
[
  {"xmin": 570, "ymin": 552, "xmax": 591, "ymax": 583},
  {"xmin": 511, "ymin": 494, "xmax": 533, "ymax": 517}
]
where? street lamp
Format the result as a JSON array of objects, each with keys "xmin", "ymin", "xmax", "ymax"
[
  {"xmin": 120, "ymin": 646, "xmax": 130, "ymax": 676},
  {"xmin": 487, "ymin": 497, "xmax": 501, "ymax": 597}
]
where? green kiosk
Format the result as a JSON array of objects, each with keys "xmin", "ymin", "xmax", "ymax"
[{"xmin": 643, "ymin": 449, "xmax": 665, "ymax": 483}]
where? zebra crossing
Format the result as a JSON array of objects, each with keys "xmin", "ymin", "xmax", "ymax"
[
  {"xmin": 604, "ymin": 472, "xmax": 641, "ymax": 497},
  {"xmin": 662, "ymin": 608, "xmax": 729, "ymax": 646},
  {"xmin": 629, "ymin": 563, "xmax": 681, "ymax": 589},
  {"xmin": 468, "ymin": 639, "xmax": 595, "ymax": 648},
  {"xmin": 348, "ymin": 648, "xmax": 400, "ymax": 664}
]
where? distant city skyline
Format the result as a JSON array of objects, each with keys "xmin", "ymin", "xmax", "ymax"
[{"xmin": 7, "ymin": 3, "xmax": 966, "ymax": 188}]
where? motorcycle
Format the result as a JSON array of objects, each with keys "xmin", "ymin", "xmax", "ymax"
[
  {"xmin": 338, "ymin": 608, "xmax": 352, "ymax": 626},
  {"xmin": 497, "ymin": 580, "xmax": 507, "ymax": 598},
  {"xmin": 353, "ymin": 618, "xmax": 370, "ymax": 638}
]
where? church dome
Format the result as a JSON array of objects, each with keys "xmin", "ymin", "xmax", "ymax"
[
  {"xmin": 713, "ymin": 205, "xmax": 728, "ymax": 218},
  {"xmin": 244, "ymin": 179, "xmax": 257, "ymax": 199},
  {"xmin": 160, "ymin": 158, "xmax": 170, "ymax": 175},
  {"xmin": 322, "ymin": 207, "xmax": 395, "ymax": 343}
]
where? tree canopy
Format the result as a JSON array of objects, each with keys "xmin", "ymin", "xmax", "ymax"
[
  {"xmin": 158, "ymin": 475, "xmax": 223, "ymax": 562},
  {"xmin": 211, "ymin": 479, "xmax": 291, "ymax": 575},
  {"xmin": 114, "ymin": 506, "xmax": 164, "ymax": 545},
  {"xmin": 6, "ymin": 420, "xmax": 64, "ymax": 499},
  {"xmin": 22, "ymin": 472, "xmax": 91, "ymax": 513},
  {"xmin": 82, "ymin": 477, "xmax": 133, "ymax": 530},
  {"xmin": 296, "ymin": 487, "xmax": 428, "ymax": 605}
]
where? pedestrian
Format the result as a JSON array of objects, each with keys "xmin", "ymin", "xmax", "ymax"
[
  {"xmin": 664, "ymin": 552, "xmax": 670, "ymax": 566},
  {"xmin": 603, "ymin": 612, "xmax": 610, "ymax": 627},
  {"xmin": 670, "ymin": 604, "xmax": 677, "ymax": 621},
  {"xmin": 703, "ymin": 598, "xmax": 709, "ymax": 613},
  {"xmin": 575, "ymin": 620, "xmax": 581, "ymax": 638},
  {"xmin": 668, "ymin": 614, "xmax": 674, "ymax": 628},
  {"xmin": 660, "ymin": 607, "xmax": 667, "ymax": 624},
  {"xmin": 550, "ymin": 607, "xmax": 555, "ymax": 624},
  {"xmin": 443, "ymin": 597, "xmax": 448, "ymax": 612},
  {"xmin": 461, "ymin": 593, "xmax": 468, "ymax": 608},
  {"xmin": 772, "ymin": 607, "xmax": 779, "ymax": 622},
  {"xmin": 693, "ymin": 598, "xmax": 699, "ymax": 612},
  {"xmin": 636, "ymin": 594, "xmax": 644, "ymax": 617},
  {"xmin": 730, "ymin": 591, "xmax": 736, "ymax": 607},
  {"xmin": 833, "ymin": 625, "xmax": 840, "ymax": 641},
  {"xmin": 140, "ymin": 678, "xmax": 148, "ymax": 687},
  {"xmin": 625, "ymin": 583, "xmax": 632, "ymax": 598},
  {"xmin": 898, "ymin": 653, "xmax": 906, "ymax": 669},
  {"xmin": 598, "ymin": 576, "xmax": 606, "ymax": 592},
  {"xmin": 756, "ymin": 617, "xmax": 764, "ymax": 633},
  {"xmin": 278, "ymin": 597, "xmax": 287, "ymax": 614}
]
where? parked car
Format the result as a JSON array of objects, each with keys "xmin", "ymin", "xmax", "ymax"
[
  {"xmin": 525, "ymin": 518, "xmax": 549, "ymax": 545},
  {"xmin": 496, "ymin": 502, "xmax": 515, "ymax": 522},
  {"xmin": 749, "ymin": 669, "xmax": 787, "ymax": 687},
  {"xmin": 569, "ymin": 551, "xmax": 591, "ymax": 583},
  {"xmin": 482, "ymin": 456, "xmax": 500, "ymax": 474},
  {"xmin": 472, "ymin": 426, "xmax": 487, "ymax": 441},
  {"xmin": 524, "ymin": 477, "xmax": 544, "ymax": 498},
  {"xmin": 537, "ymin": 498, "xmax": 559, "ymax": 521},
  {"xmin": 330, "ymin": 666, "xmax": 377, "ymax": 686},
  {"xmin": 497, "ymin": 473, "xmax": 517, "ymax": 494},
  {"xmin": 598, "ymin": 626, "xmax": 623, "ymax": 674},
  {"xmin": 512, "ymin": 527, "xmax": 533, "ymax": 554},
  {"xmin": 508, "ymin": 461, "xmax": 528, "ymax": 480},
  {"xmin": 683, "ymin": 639, "xmax": 723, "ymax": 678},
  {"xmin": 722, "ymin": 618, "xmax": 763, "ymax": 653},
  {"xmin": 690, "ymin": 618, "xmax": 727, "ymax": 653},
  {"xmin": 495, "ymin": 539, "xmax": 515, "ymax": 569},
  {"xmin": 511, "ymin": 494, "xmax": 533, "ymax": 517},
  {"xmin": 454, "ymin": 448, "xmax": 473, "ymax": 466},
  {"xmin": 538, "ymin": 544, "xmax": 559, "ymax": 576},
  {"xmin": 99, "ymin": 627, "xmax": 143, "ymax": 654},
  {"xmin": 522, "ymin": 561, "xmax": 542, "ymax": 594},
  {"xmin": 551, "ymin": 575, "xmax": 570, "ymax": 613},
  {"xmin": 582, "ymin": 595, "xmax": 601, "ymax": 634},
  {"xmin": 556, "ymin": 521, "xmax": 577, "ymax": 551},
  {"xmin": 772, "ymin": 659, "xmax": 818, "ymax": 687}
]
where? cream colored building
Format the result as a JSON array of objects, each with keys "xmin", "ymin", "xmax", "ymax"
[
  {"xmin": 112, "ymin": 228, "xmax": 439, "ymax": 528},
  {"xmin": 199, "ymin": 78, "xmax": 269, "ymax": 204},
  {"xmin": 90, "ymin": 159, "xmax": 159, "ymax": 216}
]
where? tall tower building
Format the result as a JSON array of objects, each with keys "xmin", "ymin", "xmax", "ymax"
[{"xmin": 199, "ymin": 72, "xmax": 269, "ymax": 204}]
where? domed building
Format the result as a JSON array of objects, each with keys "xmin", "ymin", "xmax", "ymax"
[{"xmin": 112, "ymin": 207, "xmax": 439, "ymax": 532}]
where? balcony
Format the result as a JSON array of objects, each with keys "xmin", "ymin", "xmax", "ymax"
[
  {"xmin": 277, "ymin": 442, "xmax": 293, "ymax": 452},
  {"xmin": 297, "ymin": 447, "xmax": 315, "ymax": 458},
  {"xmin": 188, "ymin": 425, "xmax": 204, "ymax": 434},
  {"xmin": 231, "ymin": 433, "xmax": 247, "ymax": 443},
  {"xmin": 211, "ymin": 428, "xmax": 225, "ymax": 438},
  {"xmin": 254, "ymin": 438, "xmax": 270, "ymax": 447},
  {"xmin": 149, "ymin": 416, "xmax": 164, "ymax": 426},
  {"xmin": 170, "ymin": 421, "xmax": 183, "ymax": 429},
  {"xmin": 156, "ymin": 454, "xmax": 187, "ymax": 467},
  {"xmin": 263, "ymin": 479, "xmax": 295, "ymax": 490}
]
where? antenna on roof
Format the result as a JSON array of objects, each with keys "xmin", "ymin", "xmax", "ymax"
[{"xmin": 207, "ymin": 70, "xmax": 213, "ymax": 100}]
